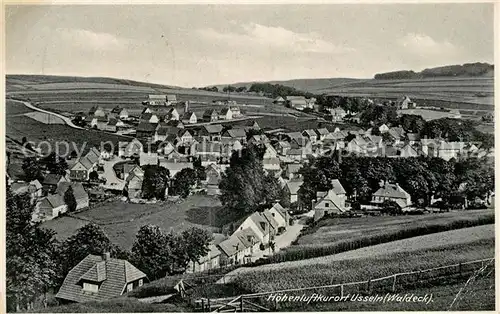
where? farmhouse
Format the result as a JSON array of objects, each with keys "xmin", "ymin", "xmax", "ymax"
[
  {"xmin": 39, "ymin": 194, "xmax": 67, "ymax": 220},
  {"xmin": 186, "ymin": 244, "xmax": 221, "ymax": 274},
  {"xmin": 166, "ymin": 94, "xmax": 178, "ymax": 106},
  {"xmin": 274, "ymin": 96, "xmax": 285, "ymax": 105},
  {"xmin": 203, "ymin": 109, "xmax": 219, "ymax": 122},
  {"xmin": 42, "ymin": 174, "xmax": 68, "ymax": 194},
  {"xmin": 144, "ymin": 94, "xmax": 167, "ymax": 106},
  {"xmin": 219, "ymin": 108, "xmax": 233, "ymax": 120},
  {"xmin": 118, "ymin": 139, "xmax": 144, "ymax": 158},
  {"xmin": 199, "ymin": 124, "xmax": 223, "ymax": 141},
  {"xmin": 110, "ymin": 106, "xmax": 129, "ymax": 120},
  {"xmin": 286, "ymin": 96, "xmax": 308, "ymax": 110},
  {"xmin": 313, "ymin": 189, "xmax": 348, "ymax": 222},
  {"xmin": 56, "ymin": 253, "xmax": 148, "ymax": 303},
  {"xmin": 222, "ymin": 129, "xmax": 247, "ymax": 144},
  {"xmin": 372, "ymin": 182, "xmax": 412, "ymax": 209},
  {"xmin": 181, "ymin": 112, "xmax": 197, "ymax": 124},
  {"xmin": 125, "ymin": 171, "xmax": 144, "ymax": 199}
]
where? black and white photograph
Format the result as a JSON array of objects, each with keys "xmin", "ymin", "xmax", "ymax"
[{"xmin": 3, "ymin": 2, "xmax": 496, "ymax": 312}]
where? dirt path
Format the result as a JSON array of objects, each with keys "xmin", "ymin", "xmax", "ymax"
[
  {"xmin": 11, "ymin": 99, "xmax": 84, "ymax": 129},
  {"xmin": 220, "ymin": 224, "xmax": 494, "ymax": 281}
]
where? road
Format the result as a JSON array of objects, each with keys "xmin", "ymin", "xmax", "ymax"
[{"xmin": 11, "ymin": 99, "xmax": 85, "ymax": 129}]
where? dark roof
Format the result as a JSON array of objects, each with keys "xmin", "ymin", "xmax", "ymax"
[
  {"xmin": 204, "ymin": 124, "xmax": 224, "ymax": 134},
  {"xmin": 373, "ymin": 183, "xmax": 410, "ymax": 199},
  {"xmin": 43, "ymin": 174, "xmax": 63, "ymax": 186},
  {"xmin": 220, "ymin": 108, "xmax": 231, "ymax": 115},
  {"xmin": 137, "ymin": 122, "xmax": 157, "ymax": 132},
  {"xmin": 203, "ymin": 109, "xmax": 218, "ymax": 117},
  {"xmin": 56, "ymin": 254, "xmax": 147, "ymax": 303},
  {"xmin": 56, "ymin": 182, "xmax": 89, "ymax": 202},
  {"xmin": 224, "ymin": 129, "xmax": 246, "ymax": 138}
]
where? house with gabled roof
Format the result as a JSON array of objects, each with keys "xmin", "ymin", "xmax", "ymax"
[
  {"xmin": 118, "ymin": 139, "xmax": 144, "ymax": 158},
  {"xmin": 110, "ymin": 106, "xmax": 129, "ymax": 120},
  {"xmin": 181, "ymin": 111, "xmax": 197, "ymax": 124},
  {"xmin": 437, "ymin": 141, "xmax": 465, "ymax": 161},
  {"xmin": 372, "ymin": 182, "xmax": 411, "ymax": 209},
  {"xmin": 136, "ymin": 122, "xmax": 158, "ymax": 139},
  {"xmin": 166, "ymin": 94, "xmax": 178, "ymax": 105},
  {"xmin": 302, "ymin": 129, "xmax": 318, "ymax": 143},
  {"xmin": 39, "ymin": 194, "xmax": 67, "ymax": 220},
  {"xmin": 285, "ymin": 179, "xmax": 303, "ymax": 204},
  {"xmin": 203, "ymin": 109, "xmax": 219, "ymax": 122},
  {"xmin": 399, "ymin": 144, "xmax": 419, "ymax": 158},
  {"xmin": 199, "ymin": 124, "xmax": 223, "ymax": 141},
  {"xmin": 222, "ymin": 128, "xmax": 247, "ymax": 144},
  {"xmin": 186, "ymin": 244, "xmax": 222, "ymax": 273},
  {"xmin": 56, "ymin": 253, "xmax": 148, "ymax": 303},
  {"xmin": 89, "ymin": 106, "xmax": 106, "ymax": 117},
  {"xmin": 219, "ymin": 107, "xmax": 233, "ymax": 120},
  {"xmin": 235, "ymin": 212, "xmax": 271, "ymax": 244},
  {"xmin": 406, "ymin": 133, "xmax": 420, "ymax": 145},
  {"xmin": 329, "ymin": 107, "xmax": 346, "ymax": 122},
  {"xmin": 274, "ymin": 96, "xmax": 285, "ymax": 104},
  {"xmin": 313, "ymin": 188, "xmax": 349, "ymax": 221},
  {"xmin": 42, "ymin": 173, "xmax": 68, "ymax": 194},
  {"xmin": 315, "ymin": 128, "xmax": 330, "ymax": 141},
  {"xmin": 233, "ymin": 228, "xmax": 260, "ymax": 259},
  {"xmin": 217, "ymin": 235, "xmax": 247, "ymax": 266},
  {"xmin": 267, "ymin": 203, "xmax": 289, "ymax": 229}
]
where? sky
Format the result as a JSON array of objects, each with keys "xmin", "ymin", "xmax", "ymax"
[{"xmin": 5, "ymin": 4, "xmax": 494, "ymax": 87}]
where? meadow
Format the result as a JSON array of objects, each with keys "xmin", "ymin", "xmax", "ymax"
[
  {"xmin": 42, "ymin": 194, "xmax": 223, "ymax": 249},
  {"xmin": 231, "ymin": 226, "xmax": 493, "ymax": 293},
  {"xmin": 253, "ymin": 210, "xmax": 494, "ymax": 265}
]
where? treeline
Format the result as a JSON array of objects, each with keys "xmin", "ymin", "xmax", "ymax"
[
  {"xmin": 5, "ymin": 188, "xmax": 212, "ymax": 311},
  {"xmin": 298, "ymin": 154, "xmax": 494, "ymax": 210},
  {"xmin": 248, "ymin": 83, "xmax": 314, "ymax": 99},
  {"xmin": 374, "ymin": 62, "xmax": 494, "ymax": 79}
]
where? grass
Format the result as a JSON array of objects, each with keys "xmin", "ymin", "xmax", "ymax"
[
  {"xmin": 261, "ymin": 210, "xmax": 493, "ymax": 264},
  {"xmin": 35, "ymin": 298, "xmax": 188, "ymax": 313},
  {"xmin": 42, "ymin": 194, "xmax": 223, "ymax": 249},
  {"xmin": 232, "ymin": 235, "xmax": 494, "ymax": 293},
  {"xmin": 290, "ymin": 269, "xmax": 494, "ymax": 311}
]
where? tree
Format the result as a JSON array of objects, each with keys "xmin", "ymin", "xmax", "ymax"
[
  {"xmin": 89, "ymin": 170, "xmax": 99, "ymax": 181},
  {"xmin": 172, "ymin": 168, "xmax": 197, "ymax": 198},
  {"xmin": 6, "ymin": 189, "xmax": 59, "ymax": 311},
  {"xmin": 181, "ymin": 227, "xmax": 212, "ymax": 267},
  {"xmin": 42, "ymin": 152, "xmax": 68, "ymax": 175},
  {"xmin": 22, "ymin": 157, "xmax": 43, "ymax": 181},
  {"xmin": 63, "ymin": 186, "xmax": 77, "ymax": 212},
  {"xmin": 131, "ymin": 225, "xmax": 176, "ymax": 280},
  {"xmin": 219, "ymin": 144, "xmax": 275, "ymax": 213},
  {"xmin": 57, "ymin": 224, "xmax": 121, "ymax": 285},
  {"xmin": 192, "ymin": 157, "xmax": 206, "ymax": 183},
  {"xmin": 381, "ymin": 199, "xmax": 402, "ymax": 215},
  {"xmin": 141, "ymin": 165, "xmax": 170, "ymax": 200}
]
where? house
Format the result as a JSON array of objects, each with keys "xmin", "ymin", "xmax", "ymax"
[
  {"xmin": 166, "ymin": 107, "xmax": 180, "ymax": 121},
  {"xmin": 219, "ymin": 108, "xmax": 233, "ymax": 120},
  {"xmin": 313, "ymin": 189, "xmax": 349, "ymax": 222},
  {"xmin": 142, "ymin": 107, "xmax": 153, "ymax": 114},
  {"xmin": 235, "ymin": 212, "xmax": 271, "ymax": 244},
  {"xmin": 178, "ymin": 129, "xmax": 194, "ymax": 144},
  {"xmin": 217, "ymin": 236, "xmax": 247, "ymax": 266},
  {"xmin": 267, "ymin": 203, "xmax": 289, "ymax": 230},
  {"xmin": 199, "ymin": 124, "xmax": 223, "ymax": 141},
  {"xmin": 56, "ymin": 253, "xmax": 148, "ymax": 303},
  {"xmin": 378, "ymin": 124, "xmax": 390, "ymax": 133},
  {"xmin": 140, "ymin": 113, "xmax": 160, "ymax": 124},
  {"xmin": 315, "ymin": 128, "xmax": 330, "ymax": 141},
  {"xmin": 274, "ymin": 96, "xmax": 285, "ymax": 105},
  {"xmin": 263, "ymin": 157, "xmax": 280, "ymax": 171},
  {"xmin": 118, "ymin": 139, "xmax": 144, "ymax": 158},
  {"xmin": 302, "ymin": 129, "xmax": 318, "ymax": 143},
  {"xmin": 222, "ymin": 129, "xmax": 247, "ymax": 144},
  {"xmin": 372, "ymin": 182, "xmax": 412, "ymax": 209},
  {"xmin": 329, "ymin": 107, "xmax": 347, "ymax": 122},
  {"xmin": 399, "ymin": 144, "xmax": 419, "ymax": 158},
  {"xmin": 159, "ymin": 160, "xmax": 193, "ymax": 177},
  {"xmin": 125, "ymin": 171, "xmax": 144, "ymax": 199},
  {"xmin": 42, "ymin": 174, "xmax": 68, "ymax": 194},
  {"xmin": 231, "ymin": 107, "xmax": 242, "ymax": 118},
  {"xmin": 89, "ymin": 106, "xmax": 106, "ymax": 117},
  {"xmin": 69, "ymin": 157, "xmax": 95, "ymax": 181},
  {"xmin": 420, "ymin": 139, "xmax": 439, "ymax": 157},
  {"xmin": 285, "ymin": 179, "xmax": 303, "ymax": 204},
  {"xmin": 103, "ymin": 118, "xmax": 124, "ymax": 133},
  {"xmin": 166, "ymin": 119, "xmax": 184, "ymax": 129},
  {"xmin": 285, "ymin": 163, "xmax": 303, "ymax": 180},
  {"xmin": 275, "ymin": 141, "xmax": 291, "ymax": 155},
  {"xmin": 136, "ymin": 122, "xmax": 157, "ymax": 139},
  {"xmin": 203, "ymin": 109, "xmax": 219, "ymax": 122},
  {"xmin": 397, "ymin": 96, "xmax": 416, "ymax": 109},
  {"xmin": 56, "ymin": 182, "xmax": 89, "ymax": 210},
  {"xmin": 248, "ymin": 134, "xmax": 270, "ymax": 145},
  {"xmin": 286, "ymin": 96, "xmax": 308, "ymax": 110},
  {"xmin": 406, "ymin": 133, "xmax": 420, "ymax": 145},
  {"xmin": 145, "ymin": 94, "xmax": 167, "ymax": 106},
  {"xmin": 166, "ymin": 94, "xmax": 178, "ymax": 106},
  {"xmin": 233, "ymin": 228, "xmax": 260, "ymax": 260},
  {"xmin": 261, "ymin": 210, "xmax": 280, "ymax": 239},
  {"xmin": 39, "ymin": 194, "xmax": 67, "ymax": 220},
  {"xmin": 186, "ymin": 244, "xmax": 221, "ymax": 273},
  {"xmin": 205, "ymin": 164, "xmax": 223, "ymax": 186},
  {"xmin": 110, "ymin": 106, "xmax": 129, "ymax": 120},
  {"xmin": 11, "ymin": 180, "xmax": 43, "ymax": 201},
  {"xmin": 122, "ymin": 164, "xmax": 143, "ymax": 181},
  {"xmin": 89, "ymin": 116, "xmax": 109, "ymax": 130},
  {"xmin": 437, "ymin": 141, "xmax": 465, "ymax": 161},
  {"xmin": 181, "ymin": 112, "xmax": 197, "ymax": 124},
  {"xmin": 195, "ymin": 141, "xmax": 222, "ymax": 159}
]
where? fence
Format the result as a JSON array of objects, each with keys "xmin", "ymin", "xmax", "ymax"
[{"xmin": 195, "ymin": 257, "xmax": 494, "ymax": 312}]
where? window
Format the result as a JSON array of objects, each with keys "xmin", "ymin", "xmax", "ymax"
[
  {"xmin": 83, "ymin": 282, "xmax": 99, "ymax": 293},
  {"xmin": 127, "ymin": 283, "xmax": 133, "ymax": 292},
  {"xmin": 139, "ymin": 279, "xmax": 143, "ymax": 287},
  {"xmin": 324, "ymin": 203, "xmax": 329, "ymax": 208}
]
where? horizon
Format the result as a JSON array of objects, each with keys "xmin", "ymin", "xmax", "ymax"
[{"xmin": 6, "ymin": 4, "xmax": 494, "ymax": 87}]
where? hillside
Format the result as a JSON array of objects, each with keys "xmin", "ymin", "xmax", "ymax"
[{"xmin": 374, "ymin": 62, "xmax": 494, "ymax": 80}]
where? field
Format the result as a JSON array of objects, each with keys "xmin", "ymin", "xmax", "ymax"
[
  {"xmin": 230, "ymin": 225, "xmax": 494, "ymax": 292},
  {"xmin": 298, "ymin": 210, "xmax": 493, "ymax": 247},
  {"xmin": 41, "ymin": 194, "xmax": 224, "ymax": 249}
]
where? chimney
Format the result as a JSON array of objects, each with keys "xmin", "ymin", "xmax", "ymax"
[
  {"xmin": 184, "ymin": 101, "xmax": 189, "ymax": 113},
  {"xmin": 103, "ymin": 252, "xmax": 111, "ymax": 261}
]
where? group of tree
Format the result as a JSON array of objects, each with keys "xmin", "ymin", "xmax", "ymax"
[
  {"xmin": 222, "ymin": 85, "xmax": 247, "ymax": 93},
  {"xmin": 219, "ymin": 144, "xmax": 287, "ymax": 214},
  {"xmin": 141, "ymin": 165, "xmax": 170, "ymax": 200},
  {"xmin": 248, "ymin": 83, "xmax": 314, "ymax": 99},
  {"xmin": 198, "ymin": 86, "xmax": 219, "ymax": 92},
  {"xmin": 6, "ymin": 188, "xmax": 213, "ymax": 311},
  {"xmin": 21, "ymin": 152, "xmax": 69, "ymax": 182},
  {"xmin": 298, "ymin": 153, "xmax": 494, "ymax": 211},
  {"xmin": 374, "ymin": 63, "xmax": 493, "ymax": 79},
  {"xmin": 319, "ymin": 95, "xmax": 371, "ymax": 114},
  {"xmin": 41, "ymin": 152, "xmax": 69, "ymax": 176}
]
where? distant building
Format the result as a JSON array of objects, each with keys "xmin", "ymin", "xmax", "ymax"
[
  {"xmin": 372, "ymin": 182, "xmax": 411, "ymax": 209},
  {"xmin": 397, "ymin": 96, "xmax": 416, "ymax": 109},
  {"xmin": 329, "ymin": 107, "xmax": 347, "ymax": 122},
  {"xmin": 219, "ymin": 108, "xmax": 233, "ymax": 120}
]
